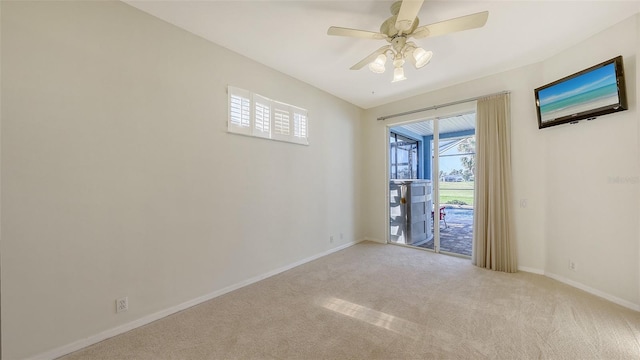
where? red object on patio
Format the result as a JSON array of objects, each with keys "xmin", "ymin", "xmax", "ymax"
[{"xmin": 432, "ymin": 206, "xmax": 447, "ymax": 229}]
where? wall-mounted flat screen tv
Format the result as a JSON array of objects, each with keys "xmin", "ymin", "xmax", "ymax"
[{"xmin": 535, "ymin": 56, "xmax": 628, "ymax": 129}]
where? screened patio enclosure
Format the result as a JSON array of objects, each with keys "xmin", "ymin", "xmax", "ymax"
[{"xmin": 389, "ymin": 112, "xmax": 476, "ymax": 257}]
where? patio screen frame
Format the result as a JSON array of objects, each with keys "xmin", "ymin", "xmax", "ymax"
[{"xmin": 389, "ymin": 132, "xmax": 420, "ymax": 180}]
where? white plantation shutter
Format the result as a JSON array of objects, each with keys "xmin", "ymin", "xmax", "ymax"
[
  {"xmin": 292, "ymin": 108, "xmax": 309, "ymax": 145},
  {"xmin": 272, "ymin": 102, "xmax": 291, "ymax": 141},
  {"xmin": 227, "ymin": 86, "xmax": 308, "ymax": 145},
  {"xmin": 228, "ymin": 87, "xmax": 251, "ymax": 135},
  {"xmin": 253, "ymin": 94, "xmax": 271, "ymax": 138},
  {"xmin": 274, "ymin": 111, "xmax": 290, "ymax": 135}
]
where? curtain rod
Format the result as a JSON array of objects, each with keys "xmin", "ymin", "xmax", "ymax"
[{"xmin": 376, "ymin": 90, "xmax": 510, "ymax": 121}]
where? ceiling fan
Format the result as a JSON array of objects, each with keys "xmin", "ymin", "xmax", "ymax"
[{"xmin": 327, "ymin": 0, "xmax": 488, "ymax": 82}]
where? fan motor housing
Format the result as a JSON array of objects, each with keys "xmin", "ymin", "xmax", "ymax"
[
  {"xmin": 381, "ymin": 1, "xmax": 420, "ymax": 37},
  {"xmin": 380, "ymin": 15, "xmax": 420, "ymax": 37}
]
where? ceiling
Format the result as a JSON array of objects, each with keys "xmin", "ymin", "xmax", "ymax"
[
  {"xmin": 396, "ymin": 112, "xmax": 476, "ymax": 136},
  {"xmin": 124, "ymin": 1, "xmax": 640, "ymax": 109}
]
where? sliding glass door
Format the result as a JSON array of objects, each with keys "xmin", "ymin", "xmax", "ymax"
[
  {"xmin": 388, "ymin": 113, "xmax": 476, "ymax": 258},
  {"xmin": 436, "ymin": 115, "xmax": 475, "ymax": 257}
]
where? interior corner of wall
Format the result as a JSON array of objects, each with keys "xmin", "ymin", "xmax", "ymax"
[{"xmin": 361, "ymin": 237, "xmax": 384, "ymax": 244}]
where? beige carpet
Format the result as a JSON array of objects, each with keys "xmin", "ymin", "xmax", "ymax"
[{"xmin": 60, "ymin": 242, "xmax": 640, "ymax": 359}]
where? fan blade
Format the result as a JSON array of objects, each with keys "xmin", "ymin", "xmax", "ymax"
[
  {"xmin": 411, "ymin": 11, "xmax": 489, "ymax": 39},
  {"xmin": 350, "ymin": 46, "xmax": 391, "ymax": 70},
  {"xmin": 327, "ymin": 26, "xmax": 388, "ymax": 40},
  {"xmin": 395, "ymin": 0, "xmax": 424, "ymax": 33}
]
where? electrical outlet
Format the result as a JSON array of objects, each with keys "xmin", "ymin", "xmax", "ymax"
[
  {"xmin": 329, "ymin": 235, "xmax": 334, "ymax": 243},
  {"xmin": 340, "ymin": 233, "xmax": 344, "ymax": 240},
  {"xmin": 568, "ymin": 260, "xmax": 576, "ymax": 271},
  {"xmin": 116, "ymin": 297, "xmax": 128, "ymax": 313}
]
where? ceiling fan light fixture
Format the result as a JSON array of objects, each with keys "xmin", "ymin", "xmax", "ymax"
[
  {"xmin": 327, "ymin": 1, "xmax": 489, "ymax": 82},
  {"xmin": 368, "ymin": 54, "xmax": 387, "ymax": 74},
  {"xmin": 413, "ymin": 48, "xmax": 433, "ymax": 68},
  {"xmin": 392, "ymin": 66, "xmax": 406, "ymax": 82}
]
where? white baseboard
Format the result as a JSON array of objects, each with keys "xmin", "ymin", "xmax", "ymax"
[
  {"xmin": 545, "ymin": 272, "xmax": 640, "ymax": 312},
  {"xmin": 518, "ymin": 266, "xmax": 544, "ymax": 275},
  {"xmin": 28, "ymin": 239, "xmax": 364, "ymax": 360}
]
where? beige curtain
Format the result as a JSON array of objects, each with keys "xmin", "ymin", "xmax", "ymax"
[{"xmin": 472, "ymin": 93, "xmax": 517, "ymax": 272}]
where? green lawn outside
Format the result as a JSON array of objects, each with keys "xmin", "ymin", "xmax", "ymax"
[{"xmin": 438, "ymin": 181, "xmax": 474, "ymax": 206}]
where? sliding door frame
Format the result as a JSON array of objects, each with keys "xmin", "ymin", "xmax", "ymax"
[{"xmin": 384, "ymin": 101, "xmax": 477, "ymax": 255}]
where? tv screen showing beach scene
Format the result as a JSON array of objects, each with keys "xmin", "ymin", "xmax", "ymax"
[{"xmin": 535, "ymin": 56, "xmax": 627, "ymax": 129}]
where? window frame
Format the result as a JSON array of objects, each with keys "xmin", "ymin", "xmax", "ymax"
[{"xmin": 228, "ymin": 86, "xmax": 309, "ymax": 146}]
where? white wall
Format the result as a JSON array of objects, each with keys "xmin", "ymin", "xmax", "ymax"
[
  {"xmin": 0, "ymin": 1, "xmax": 364, "ymax": 359},
  {"xmin": 541, "ymin": 15, "xmax": 638, "ymax": 307},
  {"xmin": 363, "ymin": 15, "xmax": 639, "ymax": 307}
]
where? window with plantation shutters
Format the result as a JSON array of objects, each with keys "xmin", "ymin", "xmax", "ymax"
[
  {"xmin": 253, "ymin": 94, "xmax": 271, "ymax": 138},
  {"xmin": 228, "ymin": 87, "xmax": 251, "ymax": 135},
  {"xmin": 230, "ymin": 95, "xmax": 250, "ymax": 127},
  {"xmin": 272, "ymin": 104, "xmax": 291, "ymax": 141},
  {"xmin": 293, "ymin": 110, "xmax": 308, "ymax": 145},
  {"xmin": 227, "ymin": 86, "xmax": 308, "ymax": 145}
]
